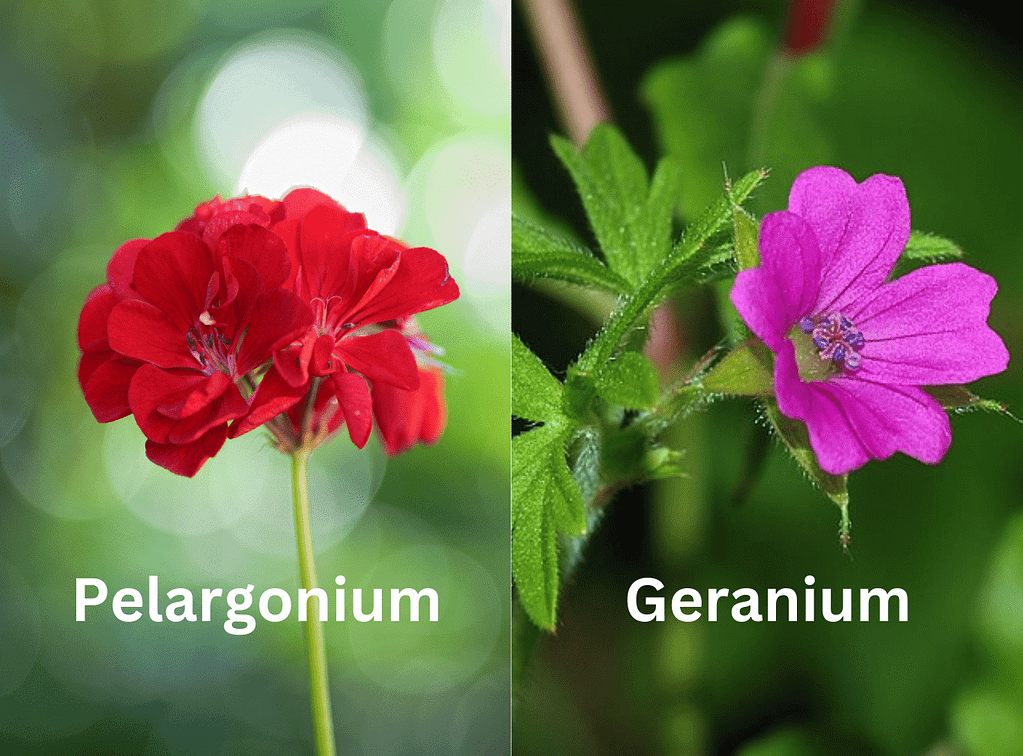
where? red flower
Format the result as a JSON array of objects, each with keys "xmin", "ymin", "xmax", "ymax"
[
  {"xmin": 78, "ymin": 224, "xmax": 312, "ymax": 476},
  {"xmin": 234, "ymin": 189, "xmax": 460, "ymax": 452}
]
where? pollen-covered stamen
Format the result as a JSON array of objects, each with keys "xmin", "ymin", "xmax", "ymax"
[{"xmin": 804, "ymin": 311, "xmax": 865, "ymax": 371}]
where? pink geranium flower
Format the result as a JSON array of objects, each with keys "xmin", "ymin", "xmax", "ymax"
[{"xmin": 731, "ymin": 166, "xmax": 1009, "ymax": 474}]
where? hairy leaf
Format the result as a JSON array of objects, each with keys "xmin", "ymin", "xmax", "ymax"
[
  {"xmin": 512, "ymin": 214, "xmax": 631, "ymax": 295},
  {"xmin": 551, "ymin": 125, "xmax": 682, "ymax": 286},
  {"xmin": 594, "ymin": 351, "xmax": 660, "ymax": 409}
]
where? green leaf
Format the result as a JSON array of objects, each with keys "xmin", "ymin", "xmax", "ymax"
[
  {"xmin": 512, "ymin": 333, "xmax": 590, "ymax": 630},
  {"xmin": 512, "ymin": 333, "xmax": 564, "ymax": 422},
  {"xmin": 573, "ymin": 168, "xmax": 767, "ymax": 377},
  {"xmin": 551, "ymin": 125, "xmax": 681, "ymax": 286},
  {"xmin": 511, "ymin": 214, "xmax": 631, "ymax": 295},
  {"xmin": 512, "ymin": 422, "xmax": 586, "ymax": 630},
  {"xmin": 764, "ymin": 401, "xmax": 851, "ymax": 548},
  {"xmin": 702, "ymin": 339, "xmax": 774, "ymax": 396},
  {"xmin": 594, "ymin": 351, "xmax": 660, "ymax": 409}
]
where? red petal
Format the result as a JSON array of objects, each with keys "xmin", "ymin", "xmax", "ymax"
[
  {"xmin": 311, "ymin": 334, "xmax": 335, "ymax": 376},
  {"xmin": 145, "ymin": 424, "xmax": 229, "ymax": 478},
  {"xmin": 345, "ymin": 244, "xmax": 459, "ymax": 326},
  {"xmin": 334, "ymin": 329, "xmax": 419, "ymax": 390},
  {"xmin": 229, "ymin": 366, "xmax": 308, "ymax": 438},
  {"xmin": 107, "ymin": 300, "xmax": 196, "ymax": 370},
  {"xmin": 333, "ymin": 371, "xmax": 372, "ymax": 449},
  {"xmin": 106, "ymin": 238, "xmax": 148, "ymax": 301},
  {"xmin": 129, "ymin": 366, "xmax": 213, "ymax": 444},
  {"xmin": 78, "ymin": 285, "xmax": 117, "ymax": 351},
  {"xmin": 215, "ymin": 223, "xmax": 290, "ymax": 290},
  {"xmin": 132, "ymin": 232, "xmax": 215, "ymax": 332},
  {"xmin": 82, "ymin": 357, "xmax": 139, "ymax": 422},
  {"xmin": 298, "ymin": 204, "xmax": 366, "ymax": 297},
  {"xmin": 234, "ymin": 289, "xmax": 312, "ymax": 375},
  {"xmin": 273, "ymin": 338, "xmax": 313, "ymax": 387},
  {"xmin": 372, "ymin": 367, "xmax": 447, "ymax": 456}
]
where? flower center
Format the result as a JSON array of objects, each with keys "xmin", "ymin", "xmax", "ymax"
[
  {"xmin": 788, "ymin": 312, "xmax": 864, "ymax": 381},
  {"xmin": 311, "ymin": 296, "xmax": 357, "ymax": 338},
  {"xmin": 186, "ymin": 325, "xmax": 236, "ymax": 377}
]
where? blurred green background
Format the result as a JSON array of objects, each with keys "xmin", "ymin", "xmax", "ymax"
[
  {"xmin": 513, "ymin": 1, "xmax": 1023, "ymax": 755},
  {"xmin": 0, "ymin": 0, "xmax": 509, "ymax": 753}
]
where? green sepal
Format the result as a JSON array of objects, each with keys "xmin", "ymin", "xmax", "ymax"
[
  {"xmin": 732, "ymin": 203, "xmax": 760, "ymax": 270},
  {"xmin": 926, "ymin": 385, "xmax": 1017, "ymax": 418},
  {"xmin": 511, "ymin": 214, "xmax": 632, "ymax": 295},
  {"xmin": 763, "ymin": 401, "xmax": 851, "ymax": 548},
  {"xmin": 702, "ymin": 339, "xmax": 774, "ymax": 396},
  {"xmin": 594, "ymin": 351, "xmax": 660, "ymax": 409},
  {"xmin": 893, "ymin": 231, "xmax": 965, "ymax": 275}
]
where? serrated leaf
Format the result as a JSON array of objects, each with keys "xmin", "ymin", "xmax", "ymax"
[
  {"xmin": 702, "ymin": 339, "xmax": 774, "ymax": 396},
  {"xmin": 594, "ymin": 351, "xmax": 660, "ymax": 409},
  {"xmin": 551, "ymin": 125, "xmax": 681, "ymax": 286},
  {"xmin": 512, "ymin": 214, "xmax": 632, "ymax": 295},
  {"xmin": 512, "ymin": 422, "xmax": 586, "ymax": 630},
  {"xmin": 512, "ymin": 334, "xmax": 564, "ymax": 422},
  {"xmin": 573, "ymin": 168, "xmax": 767, "ymax": 377}
]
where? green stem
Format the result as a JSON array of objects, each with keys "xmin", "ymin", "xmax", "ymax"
[{"xmin": 291, "ymin": 447, "xmax": 337, "ymax": 756}]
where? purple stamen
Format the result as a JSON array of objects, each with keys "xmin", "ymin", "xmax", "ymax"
[{"xmin": 802, "ymin": 311, "xmax": 865, "ymax": 372}]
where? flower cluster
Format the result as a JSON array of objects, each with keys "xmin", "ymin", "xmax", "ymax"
[
  {"xmin": 731, "ymin": 166, "xmax": 1008, "ymax": 475},
  {"xmin": 78, "ymin": 189, "xmax": 459, "ymax": 476}
]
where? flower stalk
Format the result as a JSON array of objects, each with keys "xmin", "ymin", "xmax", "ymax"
[{"xmin": 291, "ymin": 445, "xmax": 337, "ymax": 756}]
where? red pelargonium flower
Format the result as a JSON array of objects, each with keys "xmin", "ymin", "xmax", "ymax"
[
  {"xmin": 233, "ymin": 189, "xmax": 460, "ymax": 452},
  {"xmin": 731, "ymin": 166, "xmax": 1009, "ymax": 474},
  {"xmin": 78, "ymin": 224, "xmax": 312, "ymax": 476}
]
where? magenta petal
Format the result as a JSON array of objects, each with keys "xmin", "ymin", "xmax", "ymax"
[
  {"xmin": 852, "ymin": 262, "xmax": 1009, "ymax": 385},
  {"xmin": 793, "ymin": 169, "xmax": 910, "ymax": 314},
  {"xmin": 824, "ymin": 377, "xmax": 951, "ymax": 467},
  {"xmin": 776, "ymin": 341, "xmax": 952, "ymax": 474},
  {"xmin": 774, "ymin": 340, "xmax": 871, "ymax": 474},
  {"xmin": 731, "ymin": 211, "xmax": 821, "ymax": 349}
]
